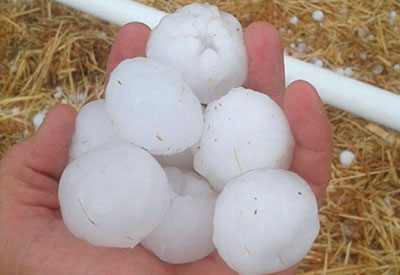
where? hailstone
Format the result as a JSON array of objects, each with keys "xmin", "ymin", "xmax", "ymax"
[
  {"xmin": 213, "ymin": 168, "xmax": 320, "ymax": 275},
  {"xmin": 194, "ymin": 87, "xmax": 294, "ymax": 192},
  {"xmin": 146, "ymin": 3, "xmax": 248, "ymax": 104},
  {"xmin": 69, "ymin": 99, "xmax": 120, "ymax": 161},
  {"xmin": 59, "ymin": 143, "xmax": 170, "ymax": 248},
  {"xmin": 141, "ymin": 167, "xmax": 217, "ymax": 264},
  {"xmin": 105, "ymin": 57, "xmax": 204, "ymax": 155}
]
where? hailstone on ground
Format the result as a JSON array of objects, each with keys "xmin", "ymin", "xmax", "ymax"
[
  {"xmin": 69, "ymin": 99, "xmax": 120, "ymax": 161},
  {"xmin": 59, "ymin": 143, "xmax": 170, "ymax": 248},
  {"xmin": 146, "ymin": 3, "xmax": 248, "ymax": 104},
  {"xmin": 105, "ymin": 57, "xmax": 204, "ymax": 155},
  {"xmin": 213, "ymin": 168, "xmax": 320, "ymax": 275},
  {"xmin": 141, "ymin": 167, "xmax": 217, "ymax": 264},
  {"xmin": 194, "ymin": 87, "xmax": 294, "ymax": 192}
]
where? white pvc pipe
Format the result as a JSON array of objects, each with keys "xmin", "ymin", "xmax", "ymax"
[
  {"xmin": 55, "ymin": 0, "xmax": 400, "ymax": 131},
  {"xmin": 284, "ymin": 56, "xmax": 400, "ymax": 131},
  {"xmin": 55, "ymin": 0, "xmax": 167, "ymax": 29}
]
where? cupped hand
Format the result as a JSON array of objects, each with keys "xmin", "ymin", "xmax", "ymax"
[{"xmin": 0, "ymin": 22, "xmax": 332, "ymax": 275}]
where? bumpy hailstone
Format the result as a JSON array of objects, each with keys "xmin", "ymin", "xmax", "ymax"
[
  {"xmin": 59, "ymin": 143, "xmax": 170, "ymax": 248},
  {"xmin": 146, "ymin": 3, "xmax": 248, "ymax": 104},
  {"xmin": 194, "ymin": 87, "xmax": 294, "ymax": 192},
  {"xmin": 155, "ymin": 148, "xmax": 194, "ymax": 171},
  {"xmin": 213, "ymin": 168, "xmax": 320, "ymax": 275},
  {"xmin": 141, "ymin": 167, "xmax": 217, "ymax": 264},
  {"xmin": 105, "ymin": 57, "xmax": 204, "ymax": 155},
  {"xmin": 69, "ymin": 99, "xmax": 120, "ymax": 161}
]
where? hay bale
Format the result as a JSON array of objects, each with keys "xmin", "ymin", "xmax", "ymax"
[{"xmin": 0, "ymin": 0, "xmax": 399, "ymax": 274}]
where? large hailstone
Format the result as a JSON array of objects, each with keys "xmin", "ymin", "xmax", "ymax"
[
  {"xmin": 146, "ymin": 3, "xmax": 248, "ymax": 104},
  {"xmin": 141, "ymin": 167, "xmax": 217, "ymax": 264},
  {"xmin": 69, "ymin": 99, "xmax": 120, "ymax": 161},
  {"xmin": 213, "ymin": 168, "xmax": 320, "ymax": 275},
  {"xmin": 59, "ymin": 143, "xmax": 170, "ymax": 248},
  {"xmin": 194, "ymin": 87, "xmax": 294, "ymax": 192},
  {"xmin": 105, "ymin": 57, "xmax": 204, "ymax": 155}
]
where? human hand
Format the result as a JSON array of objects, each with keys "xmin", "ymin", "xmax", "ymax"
[{"xmin": 0, "ymin": 21, "xmax": 332, "ymax": 275}]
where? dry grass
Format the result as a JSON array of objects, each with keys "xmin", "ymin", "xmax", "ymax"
[{"xmin": 1, "ymin": 0, "xmax": 399, "ymax": 274}]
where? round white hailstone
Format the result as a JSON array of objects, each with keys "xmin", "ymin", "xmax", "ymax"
[
  {"xmin": 59, "ymin": 143, "xmax": 170, "ymax": 248},
  {"xmin": 213, "ymin": 168, "xmax": 320, "ymax": 275},
  {"xmin": 194, "ymin": 87, "xmax": 294, "ymax": 192},
  {"xmin": 53, "ymin": 85, "xmax": 63, "ymax": 99},
  {"xmin": 372, "ymin": 64, "xmax": 383, "ymax": 75},
  {"xmin": 310, "ymin": 57, "xmax": 323, "ymax": 68},
  {"xmin": 390, "ymin": 10, "xmax": 397, "ymax": 18},
  {"xmin": 105, "ymin": 57, "xmax": 204, "ymax": 155},
  {"xmin": 314, "ymin": 59, "xmax": 324, "ymax": 67},
  {"xmin": 289, "ymin": 16, "xmax": 298, "ymax": 25},
  {"xmin": 146, "ymin": 3, "xmax": 248, "ymax": 104},
  {"xmin": 335, "ymin": 67, "xmax": 345, "ymax": 75},
  {"xmin": 339, "ymin": 150, "xmax": 355, "ymax": 165},
  {"xmin": 142, "ymin": 167, "xmax": 217, "ymax": 264},
  {"xmin": 69, "ymin": 99, "xmax": 121, "ymax": 161},
  {"xmin": 312, "ymin": 10, "xmax": 324, "ymax": 22},
  {"xmin": 344, "ymin": 67, "xmax": 354, "ymax": 77},
  {"xmin": 155, "ymin": 148, "xmax": 194, "ymax": 171},
  {"xmin": 393, "ymin": 64, "xmax": 400, "ymax": 71},
  {"xmin": 11, "ymin": 107, "xmax": 20, "ymax": 115},
  {"xmin": 10, "ymin": 64, "xmax": 18, "ymax": 73}
]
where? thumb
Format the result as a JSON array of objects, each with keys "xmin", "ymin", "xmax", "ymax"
[{"xmin": 24, "ymin": 104, "xmax": 77, "ymax": 180}]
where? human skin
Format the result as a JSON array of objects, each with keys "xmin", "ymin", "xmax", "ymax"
[{"xmin": 0, "ymin": 22, "xmax": 332, "ymax": 275}]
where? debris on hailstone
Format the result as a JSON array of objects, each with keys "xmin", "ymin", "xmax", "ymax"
[
  {"xmin": 59, "ymin": 143, "xmax": 170, "ymax": 248},
  {"xmin": 194, "ymin": 87, "xmax": 294, "ymax": 192},
  {"xmin": 146, "ymin": 3, "xmax": 248, "ymax": 104},
  {"xmin": 339, "ymin": 150, "xmax": 355, "ymax": 165},
  {"xmin": 142, "ymin": 167, "xmax": 217, "ymax": 264},
  {"xmin": 69, "ymin": 99, "xmax": 121, "ymax": 161},
  {"xmin": 213, "ymin": 168, "xmax": 320, "ymax": 275},
  {"xmin": 105, "ymin": 57, "xmax": 204, "ymax": 155},
  {"xmin": 312, "ymin": 10, "xmax": 324, "ymax": 22}
]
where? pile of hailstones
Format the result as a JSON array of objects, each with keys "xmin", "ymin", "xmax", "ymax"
[{"xmin": 60, "ymin": 3, "xmax": 319, "ymax": 275}]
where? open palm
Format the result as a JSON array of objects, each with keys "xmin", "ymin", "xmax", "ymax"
[{"xmin": 0, "ymin": 22, "xmax": 332, "ymax": 275}]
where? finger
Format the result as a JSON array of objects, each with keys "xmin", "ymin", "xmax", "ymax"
[
  {"xmin": 24, "ymin": 104, "xmax": 77, "ymax": 180},
  {"xmin": 105, "ymin": 22, "xmax": 151, "ymax": 83},
  {"xmin": 283, "ymin": 80, "xmax": 332, "ymax": 202},
  {"xmin": 243, "ymin": 21, "xmax": 285, "ymax": 105}
]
